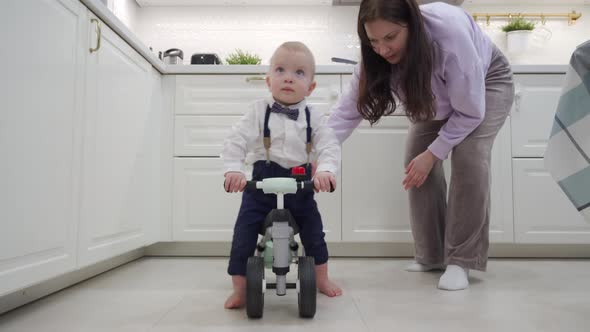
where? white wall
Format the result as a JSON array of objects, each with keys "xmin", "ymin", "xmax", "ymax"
[
  {"xmin": 463, "ymin": 4, "xmax": 590, "ymax": 65},
  {"xmin": 134, "ymin": 6, "xmax": 359, "ymax": 65},
  {"xmin": 128, "ymin": 3, "xmax": 589, "ymax": 65},
  {"xmin": 112, "ymin": 0, "xmax": 141, "ymax": 31}
]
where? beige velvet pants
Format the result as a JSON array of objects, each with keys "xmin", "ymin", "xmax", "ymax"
[{"xmin": 404, "ymin": 46, "xmax": 514, "ymax": 271}]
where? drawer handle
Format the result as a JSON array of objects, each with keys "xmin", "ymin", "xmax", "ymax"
[
  {"xmin": 89, "ymin": 18, "xmax": 102, "ymax": 53},
  {"xmin": 512, "ymin": 84, "xmax": 523, "ymax": 112},
  {"xmin": 245, "ymin": 76, "xmax": 266, "ymax": 82},
  {"xmin": 514, "ymin": 90, "xmax": 522, "ymax": 112}
]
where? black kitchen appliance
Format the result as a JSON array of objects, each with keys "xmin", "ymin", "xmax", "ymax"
[{"xmin": 191, "ymin": 53, "xmax": 222, "ymax": 65}]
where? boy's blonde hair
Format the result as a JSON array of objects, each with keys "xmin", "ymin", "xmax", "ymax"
[{"xmin": 270, "ymin": 41, "xmax": 316, "ymax": 78}]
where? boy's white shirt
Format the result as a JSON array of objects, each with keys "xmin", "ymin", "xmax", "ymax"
[{"xmin": 222, "ymin": 97, "xmax": 341, "ymax": 176}]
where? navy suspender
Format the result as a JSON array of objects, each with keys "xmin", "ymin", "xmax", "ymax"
[
  {"xmin": 263, "ymin": 105, "xmax": 272, "ymax": 163},
  {"xmin": 263, "ymin": 104, "xmax": 312, "ymax": 165},
  {"xmin": 304, "ymin": 106, "xmax": 312, "ymax": 163}
]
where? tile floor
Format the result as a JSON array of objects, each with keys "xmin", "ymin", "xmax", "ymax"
[{"xmin": 1, "ymin": 257, "xmax": 589, "ymax": 332}]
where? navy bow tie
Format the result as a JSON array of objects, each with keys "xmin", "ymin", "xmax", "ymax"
[{"xmin": 270, "ymin": 102, "xmax": 299, "ymax": 120}]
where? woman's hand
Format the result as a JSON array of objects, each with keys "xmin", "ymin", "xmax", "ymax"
[
  {"xmin": 403, "ymin": 150, "xmax": 438, "ymax": 190},
  {"xmin": 224, "ymin": 172, "xmax": 246, "ymax": 193},
  {"xmin": 314, "ymin": 171, "xmax": 336, "ymax": 192}
]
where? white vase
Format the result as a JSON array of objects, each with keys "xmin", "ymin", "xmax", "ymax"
[{"xmin": 506, "ymin": 30, "xmax": 533, "ymax": 54}]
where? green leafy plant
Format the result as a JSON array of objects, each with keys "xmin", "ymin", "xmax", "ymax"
[
  {"xmin": 225, "ymin": 49, "xmax": 262, "ymax": 65},
  {"xmin": 501, "ymin": 17, "xmax": 536, "ymax": 33}
]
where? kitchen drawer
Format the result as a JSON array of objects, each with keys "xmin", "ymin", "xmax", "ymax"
[
  {"xmin": 174, "ymin": 115, "xmax": 239, "ymax": 157},
  {"xmin": 511, "ymin": 74, "xmax": 565, "ymax": 157},
  {"xmin": 172, "ymin": 157, "xmax": 341, "ymax": 242},
  {"xmin": 175, "ymin": 75, "xmax": 341, "ymax": 115}
]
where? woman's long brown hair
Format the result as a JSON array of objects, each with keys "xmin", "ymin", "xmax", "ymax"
[{"xmin": 357, "ymin": 0, "xmax": 435, "ymax": 124}]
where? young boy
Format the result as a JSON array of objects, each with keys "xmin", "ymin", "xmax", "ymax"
[{"xmin": 222, "ymin": 41, "xmax": 342, "ymax": 309}]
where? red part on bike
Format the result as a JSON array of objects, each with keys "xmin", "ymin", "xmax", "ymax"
[{"xmin": 291, "ymin": 166, "xmax": 306, "ymax": 176}]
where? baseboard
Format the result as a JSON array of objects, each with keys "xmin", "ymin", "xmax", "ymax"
[
  {"xmin": 144, "ymin": 242, "xmax": 590, "ymax": 258},
  {"xmin": 0, "ymin": 249, "xmax": 144, "ymax": 315}
]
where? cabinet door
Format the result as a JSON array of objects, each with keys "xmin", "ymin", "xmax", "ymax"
[
  {"xmin": 173, "ymin": 158, "xmax": 245, "ymax": 241},
  {"xmin": 0, "ymin": 0, "xmax": 85, "ymax": 296},
  {"xmin": 144, "ymin": 67, "xmax": 163, "ymax": 246},
  {"xmin": 175, "ymin": 75, "xmax": 340, "ymax": 115},
  {"xmin": 341, "ymin": 114, "xmax": 513, "ymax": 243},
  {"xmin": 315, "ymin": 169, "xmax": 342, "ymax": 242},
  {"xmin": 513, "ymin": 159, "xmax": 590, "ymax": 244},
  {"xmin": 79, "ymin": 14, "xmax": 153, "ymax": 267},
  {"xmin": 488, "ymin": 120, "xmax": 514, "ymax": 243},
  {"xmin": 342, "ymin": 117, "xmax": 413, "ymax": 242},
  {"xmin": 511, "ymin": 74, "xmax": 565, "ymax": 157},
  {"xmin": 173, "ymin": 156, "xmax": 341, "ymax": 242},
  {"xmin": 174, "ymin": 115, "xmax": 242, "ymax": 157}
]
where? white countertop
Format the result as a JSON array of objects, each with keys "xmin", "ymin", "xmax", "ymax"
[
  {"xmin": 164, "ymin": 64, "xmax": 358, "ymax": 74},
  {"xmin": 158, "ymin": 64, "xmax": 569, "ymax": 75},
  {"xmin": 81, "ymin": 0, "xmax": 569, "ymax": 75}
]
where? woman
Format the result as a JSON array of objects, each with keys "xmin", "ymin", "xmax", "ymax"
[{"xmin": 328, "ymin": 0, "xmax": 514, "ymax": 290}]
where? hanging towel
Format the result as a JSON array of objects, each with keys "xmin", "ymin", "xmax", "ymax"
[{"xmin": 544, "ymin": 40, "xmax": 590, "ymax": 222}]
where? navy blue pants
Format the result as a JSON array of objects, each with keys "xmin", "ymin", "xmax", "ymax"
[{"xmin": 227, "ymin": 161, "xmax": 329, "ymax": 276}]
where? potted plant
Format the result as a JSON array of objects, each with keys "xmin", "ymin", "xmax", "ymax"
[
  {"xmin": 225, "ymin": 49, "xmax": 262, "ymax": 65},
  {"xmin": 501, "ymin": 17, "xmax": 536, "ymax": 53}
]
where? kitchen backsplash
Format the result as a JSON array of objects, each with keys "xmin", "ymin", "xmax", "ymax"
[
  {"xmin": 114, "ymin": 0, "xmax": 590, "ymax": 65},
  {"xmin": 134, "ymin": 5, "xmax": 360, "ymax": 65}
]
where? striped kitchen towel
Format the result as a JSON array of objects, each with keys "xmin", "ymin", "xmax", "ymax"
[{"xmin": 544, "ymin": 40, "xmax": 590, "ymax": 222}]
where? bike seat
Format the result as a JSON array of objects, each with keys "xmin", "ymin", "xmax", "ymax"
[{"xmin": 259, "ymin": 209, "xmax": 299, "ymax": 235}]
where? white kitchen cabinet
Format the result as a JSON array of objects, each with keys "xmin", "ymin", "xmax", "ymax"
[
  {"xmin": 340, "ymin": 97, "xmax": 513, "ymax": 243},
  {"xmin": 341, "ymin": 117, "xmax": 413, "ymax": 242},
  {"xmin": 316, "ymin": 173, "xmax": 342, "ymax": 242},
  {"xmin": 0, "ymin": 0, "xmax": 86, "ymax": 296},
  {"xmin": 171, "ymin": 74, "xmax": 342, "ymax": 242},
  {"xmin": 511, "ymin": 74, "xmax": 566, "ymax": 158},
  {"xmin": 173, "ymin": 158, "xmax": 342, "ymax": 242},
  {"xmin": 144, "ymin": 67, "xmax": 164, "ymax": 245},
  {"xmin": 484, "ymin": 120, "xmax": 514, "ymax": 243},
  {"xmin": 513, "ymin": 159, "xmax": 590, "ymax": 244},
  {"xmin": 173, "ymin": 158, "xmax": 244, "ymax": 241},
  {"xmin": 174, "ymin": 115, "xmax": 242, "ymax": 157},
  {"xmin": 77, "ymin": 13, "xmax": 156, "ymax": 267},
  {"xmin": 175, "ymin": 75, "xmax": 341, "ymax": 115},
  {"xmin": 510, "ymin": 73, "xmax": 590, "ymax": 244}
]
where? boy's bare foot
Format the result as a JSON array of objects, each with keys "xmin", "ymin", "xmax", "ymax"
[
  {"xmin": 224, "ymin": 275, "xmax": 246, "ymax": 309},
  {"xmin": 315, "ymin": 263, "xmax": 343, "ymax": 297},
  {"xmin": 224, "ymin": 291, "xmax": 245, "ymax": 309},
  {"xmin": 317, "ymin": 278, "xmax": 342, "ymax": 297}
]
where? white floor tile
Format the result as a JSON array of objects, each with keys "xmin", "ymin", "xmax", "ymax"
[{"xmin": 0, "ymin": 257, "xmax": 589, "ymax": 332}]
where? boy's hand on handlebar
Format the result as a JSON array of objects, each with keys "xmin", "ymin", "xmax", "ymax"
[
  {"xmin": 313, "ymin": 171, "xmax": 336, "ymax": 193},
  {"xmin": 224, "ymin": 172, "xmax": 246, "ymax": 193}
]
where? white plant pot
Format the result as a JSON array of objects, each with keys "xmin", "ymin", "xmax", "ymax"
[{"xmin": 506, "ymin": 30, "xmax": 533, "ymax": 54}]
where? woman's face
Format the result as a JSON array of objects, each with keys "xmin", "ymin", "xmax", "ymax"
[{"xmin": 364, "ymin": 18, "xmax": 408, "ymax": 64}]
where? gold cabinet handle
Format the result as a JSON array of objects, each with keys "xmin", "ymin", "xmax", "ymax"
[
  {"xmin": 245, "ymin": 76, "xmax": 265, "ymax": 82},
  {"xmin": 513, "ymin": 84, "xmax": 522, "ymax": 112},
  {"xmin": 89, "ymin": 18, "xmax": 101, "ymax": 53}
]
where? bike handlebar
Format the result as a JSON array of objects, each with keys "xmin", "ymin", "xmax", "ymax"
[
  {"xmin": 225, "ymin": 179, "xmax": 334, "ymax": 193},
  {"xmin": 245, "ymin": 180, "xmax": 318, "ymax": 193}
]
